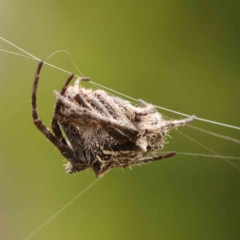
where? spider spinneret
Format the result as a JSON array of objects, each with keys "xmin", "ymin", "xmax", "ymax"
[{"xmin": 32, "ymin": 61, "xmax": 195, "ymax": 177}]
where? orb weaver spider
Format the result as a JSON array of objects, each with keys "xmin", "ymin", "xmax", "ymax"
[{"xmin": 32, "ymin": 61, "xmax": 195, "ymax": 177}]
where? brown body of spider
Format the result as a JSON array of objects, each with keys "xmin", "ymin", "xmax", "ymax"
[{"xmin": 32, "ymin": 61, "xmax": 195, "ymax": 177}]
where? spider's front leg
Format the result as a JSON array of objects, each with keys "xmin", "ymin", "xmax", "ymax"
[
  {"xmin": 32, "ymin": 61, "xmax": 79, "ymax": 166},
  {"xmin": 51, "ymin": 73, "xmax": 75, "ymax": 146},
  {"xmin": 78, "ymin": 87, "xmax": 136, "ymax": 144},
  {"xmin": 73, "ymin": 82, "xmax": 139, "ymax": 144},
  {"xmin": 51, "ymin": 76, "xmax": 90, "ymax": 146},
  {"xmin": 54, "ymin": 91, "xmax": 139, "ymax": 142}
]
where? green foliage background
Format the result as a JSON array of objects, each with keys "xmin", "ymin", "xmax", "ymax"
[{"xmin": 0, "ymin": 1, "xmax": 239, "ymax": 239}]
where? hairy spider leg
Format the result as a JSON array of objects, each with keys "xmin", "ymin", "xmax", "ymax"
[
  {"xmin": 73, "ymin": 91, "xmax": 93, "ymax": 110},
  {"xmin": 111, "ymin": 97, "xmax": 156, "ymax": 118},
  {"xmin": 77, "ymin": 91, "xmax": 112, "ymax": 117},
  {"xmin": 136, "ymin": 99, "xmax": 156, "ymax": 115},
  {"xmin": 94, "ymin": 90, "xmax": 134, "ymax": 125},
  {"xmin": 32, "ymin": 61, "xmax": 78, "ymax": 165},
  {"xmin": 51, "ymin": 76, "xmax": 90, "ymax": 146},
  {"xmin": 73, "ymin": 78, "xmax": 105, "ymax": 112},
  {"xmin": 123, "ymin": 151, "xmax": 177, "ymax": 167},
  {"xmin": 54, "ymin": 91, "xmax": 139, "ymax": 142},
  {"xmin": 161, "ymin": 115, "xmax": 196, "ymax": 131},
  {"xmin": 72, "ymin": 81, "xmax": 137, "ymax": 144},
  {"xmin": 93, "ymin": 152, "xmax": 177, "ymax": 177},
  {"xmin": 51, "ymin": 73, "xmax": 75, "ymax": 146},
  {"xmin": 76, "ymin": 89, "xmax": 130, "ymax": 143}
]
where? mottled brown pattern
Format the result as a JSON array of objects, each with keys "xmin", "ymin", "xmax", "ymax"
[{"xmin": 32, "ymin": 61, "xmax": 195, "ymax": 177}]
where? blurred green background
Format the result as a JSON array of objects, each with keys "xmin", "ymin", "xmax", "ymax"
[{"xmin": 0, "ymin": 1, "xmax": 240, "ymax": 239}]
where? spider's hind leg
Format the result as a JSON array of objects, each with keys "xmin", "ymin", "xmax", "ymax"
[{"xmin": 122, "ymin": 152, "xmax": 176, "ymax": 168}]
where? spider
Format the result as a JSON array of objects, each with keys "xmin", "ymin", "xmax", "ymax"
[{"xmin": 32, "ymin": 61, "xmax": 196, "ymax": 177}]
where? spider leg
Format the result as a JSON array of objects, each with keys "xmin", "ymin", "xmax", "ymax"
[
  {"xmin": 60, "ymin": 78, "xmax": 132, "ymax": 144},
  {"xmin": 82, "ymin": 90, "xmax": 131, "ymax": 143},
  {"xmin": 86, "ymin": 92, "xmax": 112, "ymax": 117},
  {"xmin": 73, "ymin": 80, "xmax": 138, "ymax": 140},
  {"xmin": 51, "ymin": 76, "xmax": 91, "ymax": 146},
  {"xmin": 137, "ymin": 99, "xmax": 156, "ymax": 115},
  {"xmin": 51, "ymin": 73, "xmax": 75, "ymax": 146},
  {"xmin": 32, "ymin": 61, "xmax": 78, "ymax": 165},
  {"xmin": 112, "ymin": 97, "xmax": 156, "ymax": 119},
  {"xmin": 122, "ymin": 151, "xmax": 176, "ymax": 168},
  {"xmin": 72, "ymin": 77, "xmax": 92, "ymax": 109},
  {"xmin": 72, "ymin": 80, "xmax": 153, "ymax": 144},
  {"xmin": 54, "ymin": 91, "xmax": 139, "ymax": 142},
  {"xmin": 86, "ymin": 88, "xmax": 139, "ymax": 142},
  {"xmin": 92, "ymin": 152, "xmax": 176, "ymax": 177},
  {"xmin": 161, "ymin": 115, "xmax": 196, "ymax": 130},
  {"xmin": 94, "ymin": 90, "xmax": 132, "ymax": 122}
]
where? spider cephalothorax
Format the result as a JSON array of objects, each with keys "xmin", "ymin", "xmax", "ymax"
[{"xmin": 32, "ymin": 61, "xmax": 195, "ymax": 177}]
